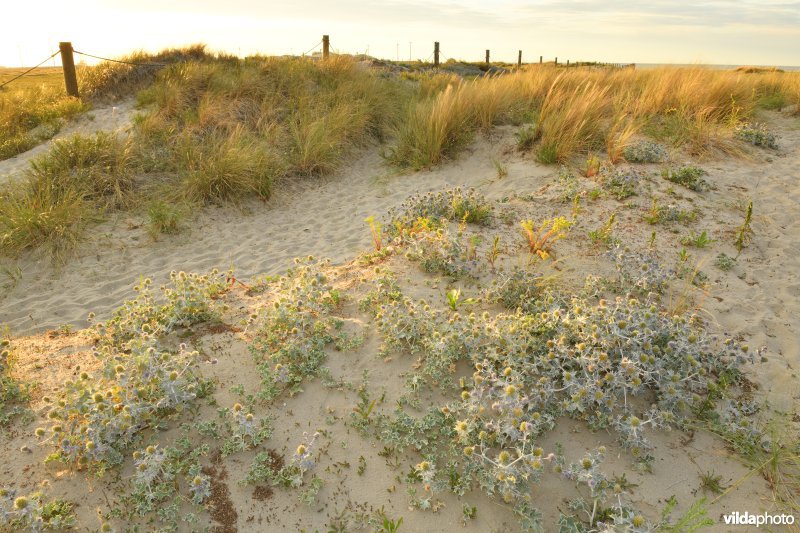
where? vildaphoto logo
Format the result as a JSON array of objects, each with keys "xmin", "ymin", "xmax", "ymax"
[{"xmin": 722, "ymin": 511, "xmax": 795, "ymax": 527}]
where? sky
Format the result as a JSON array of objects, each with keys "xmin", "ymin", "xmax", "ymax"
[{"xmin": 1, "ymin": 0, "xmax": 798, "ymax": 67}]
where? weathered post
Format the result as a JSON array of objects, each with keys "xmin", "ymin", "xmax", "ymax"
[
  {"xmin": 322, "ymin": 35, "xmax": 330, "ymax": 60},
  {"xmin": 434, "ymin": 42, "xmax": 440, "ymax": 67},
  {"xmin": 567, "ymin": 59, "xmax": 570, "ymax": 67},
  {"xmin": 517, "ymin": 50, "xmax": 522, "ymax": 68},
  {"xmin": 59, "ymin": 42, "xmax": 79, "ymax": 97},
  {"xmin": 485, "ymin": 49, "xmax": 490, "ymax": 66},
  {"xmin": 555, "ymin": 56, "xmax": 558, "ymax": 66},
  {"xmin": 540, "ymin": 55, "xmax": 543, "ymax": 64}
]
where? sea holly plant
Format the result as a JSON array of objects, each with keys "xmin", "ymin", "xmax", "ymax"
[
  {"xmin": 244, "ymin": 431, "xmax": 322, "ymax": 489},
  {"xmin": 367, "ymin": 268, "xmax": 756, "ymax": 529},
  {"xmin": 405, "ymin": 227, "xmax": 483, "ymax": 279},
  {"xmin": 37, "ymin": 339, "xmax": 206, "ymax": 472},
  {"xmin": 602, "ymin": 167, "xmax": 641, "ymax": 200},
  {"xmin": 125, "ymin": 437, "xmax": 211, "ymax": 519},
  {"xmin": 0, "ymin": 489, "xmax": 76, "ymax": 532},
  {"xmin": 558, "ymin": 447, "xmax": 651, "ymax": 531},
  {"xmin": 372, "ymin": 294, "xmax": 482, "ymax": 386},
  {"xmin": 249, "ymin": 257, "xmax": 343, "ymax": 401},
  {"xmin": 484, "ymin": 268, "xmax": 548, "ymax": 314},
  {"xmin": 97, "ymin": 269, "xmax": 227, "ymax": 348},
  {"xmin": 661, "ymin": 166, "xmax": 709, "ymax": 192},
  {"xmin": 609, "ymin": 245, "xmax": 674, "ymax": 295},
  {"xmin": 623, "ymin": 140, "xmax": 668, "ymax": 163},
  {"xmin": 0, "ymin": 339, "xmax": 29, "ymax": 427},
  {"xmin": 386, "ymin": 187, "xmax": 493, "ymax": 238},
  {"xmin": 734, "ymin": 122, "xmax": 778, "ymax": 149},
  {"xmin": 283, "ymin": 431, "xmax": 322, "ymax": 488},
  {"xmin": 221, "ymin": 402, "xmax": 274, "ymax": 457}
]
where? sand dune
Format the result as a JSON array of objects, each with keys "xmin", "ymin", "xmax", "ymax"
[
  {"xmin": 0, "ymin": 99, "xmax": 137, "ymax": 187},
  {"xmin": 1, "ymin": 114, "xmax": 798, "ymax": 412},
  {"xmin": 0, "ymin": 103, "xmax": 798, "ymax": 531}
]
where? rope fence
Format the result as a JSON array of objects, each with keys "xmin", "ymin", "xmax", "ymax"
[
  {"xmin": 72, "ymin": 50, "xmax": 166, "ymax": 67},
  {"xmin": 1, "ymin": 38, "xmax": 628, "ymax": 93},
  {"xmin": 300, "ymin": 40, "xmax": 322, "ymax": 57},
  {"xmin": 0, "ymin": 50, "xmax": 60, "ymax": 90}
]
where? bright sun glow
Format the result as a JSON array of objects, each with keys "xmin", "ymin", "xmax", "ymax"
[{"xmin": 1, "ymin": 0, "xmax": 798, "ymax": 67}]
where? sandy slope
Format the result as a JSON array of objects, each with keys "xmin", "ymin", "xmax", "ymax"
[
  {"xmin": 0, "ymin": 126, "xmax": 549, "ymax": 335},
  {"xmin": 1, "ymin": 113, "xmax": 799, "ymax": 413},
  {"xmin": 0, "ymin": 107, "xmax": 798, "ymax": 531},
  {"xmin": 0, "ymin": 100, "xmax": 137, "ymax": 187}
]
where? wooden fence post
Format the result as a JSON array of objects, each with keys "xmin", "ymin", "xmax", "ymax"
[
  {"xmin": 434, "ymin": 42, "xmax": 440, "ymax": 67},
  {"xmin": 567, "ymin": 59, "xmax": 570, "ymax": 67},
  {"xmin": 517, "ymin": 50, "xmax": 522, "ymax": 68},
  {"xmin": 322, "ymin": 35, "xmax": 330, "ymax": 60},
  {"xmin": 59, "ymin": 42, "xmax": 79, "ymax": 97},
  {"xmin": 555, "ymin": 57, "xmax": 558, "ymax": 66},
  {"xmin": 485, "ymin": 49, "xmax": 490, "ymax": 66}
]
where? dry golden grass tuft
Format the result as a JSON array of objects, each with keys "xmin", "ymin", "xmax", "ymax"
[
  {"xmin": 0, "ymin": 86, "xmax": 85, "ymax": 161},
  {"xmin": 3, "ymin": 50, "xmax": 800, "ymax": 260},
  {"xmin": 390, "ymin": 65, "xmax": 800, "ymax": 168}
]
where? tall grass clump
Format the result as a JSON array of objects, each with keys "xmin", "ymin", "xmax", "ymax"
[
  {"xmin": 390, "ymin": 66, "xmax": 800, "ymax": 168},
  {"xmin": 388, "ymin": 69, "xmax": 552, "ymax": 169},
  {"xmin": 783, "ymin": 74, "xmax": 800, "ymax": 115},
  {"xmin": 78, "ymin": 44, "xmax": 211, "ymax": 100},
  {"xmin": 534, "ymin": 76, "xmax": 611, "ymax": 163},
  {"xmin": 27, "ymin": 132, "xmax": 136, "ymax": 207},
  {"xmin": 387, "ymin": 84, "xmax": 475, "ymax": 170},
  {"xmin": 0, "ymin": 86, "xmax": 85, "ymax": 161},
  {"xmin": 136, "ymin": 55, "xmax": 403, "ymax": 197},
  {"xmin": 0, "ymin": 132, "xmax": 135, "ymax": 256},
  {"xmin": 3, "ymin": 53, "xmax": 408, "ymax": 255},
  {"xmin": 174, "ymin": 127, "xmax": 279, "ymax": 202}
]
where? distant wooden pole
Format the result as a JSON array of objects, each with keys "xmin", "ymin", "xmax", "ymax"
[
  {"xmin": 555, "ymin": 56, "xmax": 558, "ymax": 66},
  {"xmin": 485, "ymin": 49, "xmax": 490, "ymax": 65},
  {"xmin": 434, "ymin": 42, "xmax": 440, "ymax": 67},
  {"xmin": 517, "ymin": 50, "xmax": 522, "ymax": 68},
  {"xmin": 59, "ymin": 42, "xmax": 79, "ymax": 97},
  {"xmin": 322, "ymin": 35, "xmax": 330, "ymax": 60},
  {"xmin": 567, "ymin": 59, "xmax": 570, "ymax": 67},
  {"xmin": 540, "ymin": 55, "xmax": 543, "ymax": 64}
]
